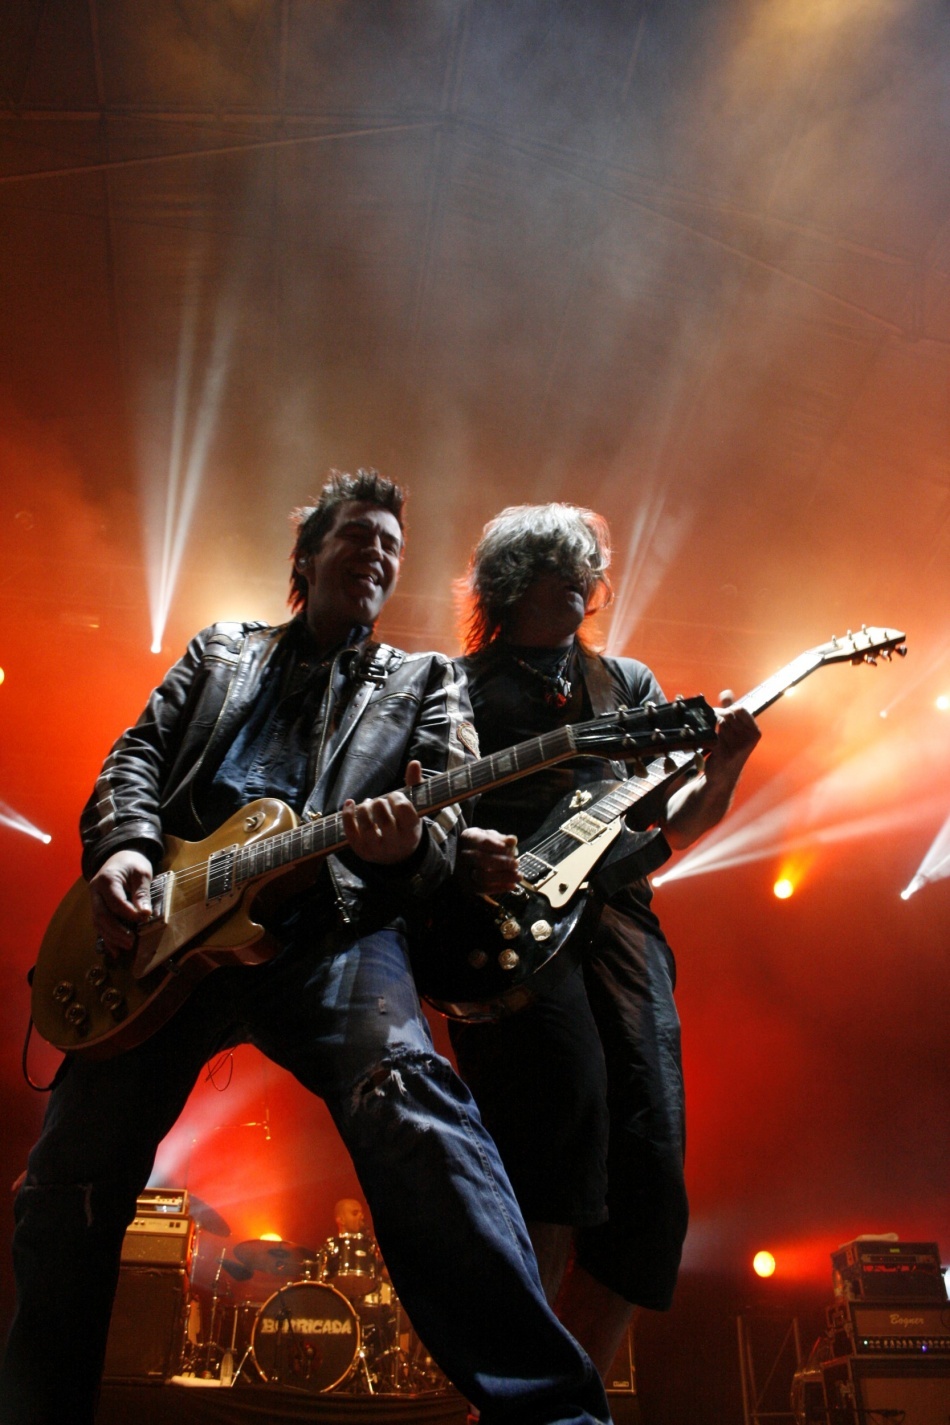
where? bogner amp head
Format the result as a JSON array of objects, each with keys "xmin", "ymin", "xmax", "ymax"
[{"xmin": 828, "ymin": 1300, "xmax": 950, "ymax": 1357}]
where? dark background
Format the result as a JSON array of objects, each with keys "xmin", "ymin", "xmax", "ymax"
[{"xmin": 1, "ymin": 4, "xmax": 948, "ymax": 1421}]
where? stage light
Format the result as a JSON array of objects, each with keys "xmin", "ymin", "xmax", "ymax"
[
  {"xmin": 773, "ymin": 878, "xmax": 793, "ymax": 899},
  {"xmin": 937, "ymin": 694, "xmax": 949, "ymax": 712},
  {"xmin": 0, "ymin": 666, "xmax": 5, "ymax": 686},
  {"xmin": 753, "ymin": 1251, "xmax": 777, "ymax": 1279}
]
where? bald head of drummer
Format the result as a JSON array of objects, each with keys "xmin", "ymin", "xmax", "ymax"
[{"xmin": 333, "ymin": 1198, "xmax": 366, "ymax": 1234}]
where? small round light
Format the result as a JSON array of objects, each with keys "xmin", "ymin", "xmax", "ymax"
[
  {"xmin": 753, "ymin": 1251, "xmax": 776, "ymax": 1278},
  {"xmin": 936, "ymin": 695, "xmax": 950, "ymax": 712},
  {"xmin": 773, "ymin": 878, "xmax": 794, "ymax": 900}
]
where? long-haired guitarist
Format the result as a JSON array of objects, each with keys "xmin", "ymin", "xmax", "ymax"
[
  {"xmin": 450, "ymin": 503, "xmax": 760, "ymax": 1379},
  {"xmin": 0, "ymin": 475, "xmax": 611, "ymax": 1425}
]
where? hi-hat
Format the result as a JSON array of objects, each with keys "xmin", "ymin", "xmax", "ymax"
[{"xmin": 233, "ymin": 1239, "xmax": 313, "ymax": 1275}]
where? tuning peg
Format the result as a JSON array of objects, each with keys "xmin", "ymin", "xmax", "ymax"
[
  {"xmin": 864, "ymin": 653, "xmax": 878, "ymax": 665},
  {"xmin": 881, "ymin": 649, "xmax": 892, "ymax": 660},
  {"xmin": 896, "ymin": 645, "xmax": 908, "ymax": 657}
]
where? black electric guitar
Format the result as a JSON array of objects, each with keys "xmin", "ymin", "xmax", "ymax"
[
  {"xmin": 31, "ymin": 697, "xmax": 717, "ymax": 1059},
  {"xmin": 413, "ymin": 626, "xmax": 907, "ymax": 1022}
]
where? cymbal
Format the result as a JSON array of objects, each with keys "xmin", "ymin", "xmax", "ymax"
[
  {"xmin": 189, "ymin": 1195, "xmax": 230, "ymax": 1238},
  {"xmin": 233, "ymin": 1239, "xmax": 313, "ymax": 1276}
]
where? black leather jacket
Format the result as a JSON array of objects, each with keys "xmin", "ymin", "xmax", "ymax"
[{"xmin": 80, "ymin": 620, "xmax": 477, "ymax": 921}]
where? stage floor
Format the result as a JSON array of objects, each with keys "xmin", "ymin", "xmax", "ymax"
[{"xmin": 96, "ymin": 1380, "xmax": 471, "ymax": 1424}]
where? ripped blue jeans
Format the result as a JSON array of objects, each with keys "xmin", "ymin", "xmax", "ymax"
[{"xmin": 0, "ymin": 926, "xmax": 610, "ymax": 1425}]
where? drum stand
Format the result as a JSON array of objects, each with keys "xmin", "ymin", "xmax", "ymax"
[
  {"xmin": 188, "ymin": 1248, "xmax": 231, "ymax": 1380},
  {"xmin": 353, "ymin": 1342, "xmax": 376, "ymax": 1394}
]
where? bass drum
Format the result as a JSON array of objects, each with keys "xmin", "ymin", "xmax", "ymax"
[{"xmin": 251, "ymin": 1282, "xmax": 360, "ymax": 1393}]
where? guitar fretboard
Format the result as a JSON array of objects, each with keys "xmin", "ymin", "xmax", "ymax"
[{"xmin": 231, "ymin": 726, "xmax": 580, "ymax": 885}]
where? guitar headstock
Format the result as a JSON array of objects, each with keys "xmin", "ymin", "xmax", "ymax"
[
  {"xmin": 812, "ymin": 626, "xmax": 907, "ymax": 667},
  {"xmin": 573, "ymin": 695, "xmax": 718, "ymax": 759}
]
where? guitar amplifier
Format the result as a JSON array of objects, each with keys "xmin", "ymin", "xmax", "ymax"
[
  {"xmin": 832, "ymin": 1239, "xmax": 946, "ymax": 1301},
  {"xmin": 119, "ymin": 1213, "xmax": 194, "ymax": 1269},
  {"xmin": 828, "ymin": 1300, "xmax": 950, "ymax": 1357}
]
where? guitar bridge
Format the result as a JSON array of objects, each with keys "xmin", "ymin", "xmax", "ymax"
[{"xmin": 147, "ymin": 873, "xmax": 169, "ymax": 924}]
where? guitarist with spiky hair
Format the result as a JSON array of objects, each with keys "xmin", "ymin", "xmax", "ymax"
[
  {"xmin": 450, "ymin": 503, "xmax": 760, "ymax": 1381},
  {"xmin": 0, "ymin": 474, "xmax": 612, "ymax": 1425}
]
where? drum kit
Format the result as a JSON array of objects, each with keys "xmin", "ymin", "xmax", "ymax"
[{"xmin": 184, "ymin": 1230, "xmax": 446, "ymax": 1395}]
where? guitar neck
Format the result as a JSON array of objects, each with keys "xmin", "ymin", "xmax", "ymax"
[
  {"xmin": 728, "ymin": 650, "xmax": 826, "ymax": 719},
  {"xmin": 521, "ymin": 652, "xmax": 835, "ymax": 866},
  {"xmin": 232, "ymin": 723, "xmax": 582, "ymax": 888}
]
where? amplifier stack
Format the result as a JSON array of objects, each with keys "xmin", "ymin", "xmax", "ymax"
[
  {"xmin": 103, "ymin": 1188, "xmax": 194, "ymax": 1383},
  {"xmin": 792, "ymin": 1238, "xmax": 950, "ymax": 1425}
]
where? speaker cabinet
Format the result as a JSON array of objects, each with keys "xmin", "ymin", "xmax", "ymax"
[
  {"xmin": 822, "ymin": 1355, "xmax": 950, "ymax": 1425},
  {"xmin": 103, "ymin": 1267, "xmax": 187, "ymax": 1382}
]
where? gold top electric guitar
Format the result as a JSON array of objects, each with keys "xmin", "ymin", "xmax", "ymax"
[{"xmin": 31, "ymin": 696, "xmax": 717, "ymax": 1058}]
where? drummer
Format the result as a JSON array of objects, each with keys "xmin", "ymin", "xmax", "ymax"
[{"xmin": 333, "ymin": 1198, "xmax": 368, "ymax": 1236}]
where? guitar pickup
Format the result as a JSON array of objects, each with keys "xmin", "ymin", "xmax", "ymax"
[
  {"xmin": 207, "ymin": 847, "xmax": 238, "ymax": 901},
  {"xmin": 518, "ymin": 852, "xmax": 555, "ymax": 885},
  {"xmin": 560, "ymin": 811, "xmax": 607, "ymax": 844}
]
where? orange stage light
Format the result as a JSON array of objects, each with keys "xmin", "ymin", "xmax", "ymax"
[
  {"xmin": 753, "ymin": 1251, "xmax": 777, "ymax": 1278},
  {"xmin": 773, "ymin": 877, "xmax": 794, "ymax": 899}
]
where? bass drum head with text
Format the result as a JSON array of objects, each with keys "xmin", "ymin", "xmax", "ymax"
[{"xmin": 252, "ymin": 1282, "xmax": 359, "ymax": 1393}]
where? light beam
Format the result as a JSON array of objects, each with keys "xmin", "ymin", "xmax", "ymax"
[
  {"xmin": 141, "ymin": 240, "xmax": 239, "ymax": 654},
  {"xmin": 0, "ymin": 800, "xmax": 51, "ymax": 844},
  {"xmin": 900, "ymin": 806, "xmax": 950, "ymax": 899}
]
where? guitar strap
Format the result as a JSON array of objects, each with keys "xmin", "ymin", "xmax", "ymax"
[
  {"xmin": 302, "ymin": 641, "xmax": 406, "ymax": 820},
  {"xmin": 577, "ymin": 646, "xmax": 627, "ymax": 779},
  {"xmin": 576, "ymin": 645, "xmax": 673, "ymax": 892},
  {"xmin": 577, "ymin": 646, "xmax": 618, "ymax": 716}
]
